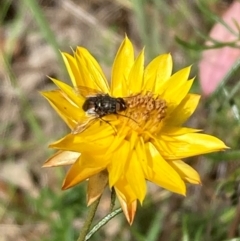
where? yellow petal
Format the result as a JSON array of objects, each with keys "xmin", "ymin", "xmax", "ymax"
[
  {"xmin": 143, "ymin": 53, "xmax": 172, "ymax": 92},
  {"xmin": 49, "ymin": 131, "xmax": 113, "ymax": 155},
  {"xmin": 62, "ymin": 154, "xmax": 109, "ymax": 189},
  {"xmin": 135, "ymin": 137, "xmax": 151, "ymax": 178},
  {"xmin": 106, "ymin": 126, "xmax": 129, "ymax": 155},
  {"xmin": 125, "ymin": 151, "xmax": 146, "ymax": 203},
  {"xmin": 143, "ymin": 142, "xmax": 186, "ymax": 195},
  {"xmin": 50, "ymin": 78, "xmax": 84, "ymax": 106},
  {"xmin": 61, "ymin": 52, "xmax": 81, "ymax": 88},
  {"xmin": 128, "ymin": 49, "xmax": 144, "ymax": 94},
  {"xmin": 111, "ymin": 36, "xmax": 134, "ymax": 97},
  {"xmin": 108, "ymin": 140, "xmax": 131, "ymax": 188},
  {"xmin": 74, "ymin": 55, "xmax": 105, "ymax": 93},
  {"xmin": 161, "ymin": 127, "xmax": 201, "ymax": 136},
  {"xmin": 161, "ymin": 67, "xmax": 193, "ymax": 112},
  {"xmin": 41, "ymin": 90, "xmax": 80, "ymax": 129},
  {"xmin": 116, "ymin": 193, "xmax": 137, "ymax": 225},
  {"xmin": 78, "ymin": 120, "xmax": 115, "ymax": 144},
  {"xmin": 129, "ymin": 131, "xmax": 139, "ymax": 151},
  {"xmin": 43, "ymin": 151, "xmax": 80, "ymax": 167},
  {"xmin": 165, "ymin": 66, "xmax": 191, "ymax": 91},
  {"xmin": 75, "ymin": 47, "xmax": 110, "ymax": 93},
  {"xmin": 114, "ymin": 177, "xmax": 137, "ymax": 204},
  {"xmin": 87, "ymin": 171, "xmax": 108, "ymax": 206},
  {"xmin": 164, "ymin": 94, "xmax": 200, "ymax": 126},
  {"xmin": 168, "ymin": 160, "xmax": 201, "ymax": 184},
  {"xmin": 155, "ymin": 133, "xmax": 229, "ymax": 160}
]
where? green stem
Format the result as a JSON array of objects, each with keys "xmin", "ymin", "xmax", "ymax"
[
  {"xmin": 85, "ymin": 208, "xmax": 123, "ymax": 241},
  {"xmin": 77, "ymin": 197, "xmax": 101, "ymax": 241}
]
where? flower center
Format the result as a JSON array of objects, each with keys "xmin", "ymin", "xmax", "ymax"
[{"xmin": 122, "ymin": 92, "xmax": 167, "ymax": 135}]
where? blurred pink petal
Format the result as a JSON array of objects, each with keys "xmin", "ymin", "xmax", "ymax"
[{"xmin": 199, "ymin": 1, "xmax": 240, "ymax": 96}]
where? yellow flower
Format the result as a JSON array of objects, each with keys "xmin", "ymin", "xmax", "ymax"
[{"xmin": 42, "ymin": 36, "xmax": 228, "ymax": 224}]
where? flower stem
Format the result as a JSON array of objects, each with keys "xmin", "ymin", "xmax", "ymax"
[
  {"xmin": 85, "ymin": 208, "xmax": 123, "ymax": 241},
  {"xmin": 77, "ymin": 197, "xmax": 101, "ymax": 241}
]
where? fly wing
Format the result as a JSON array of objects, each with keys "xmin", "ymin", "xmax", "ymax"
[
  {"xmin": 71, "ymin": 115, "xmax": 96, "ymax": 134},
  {"xmin": 74, "ymin": 86, "xmax": 103, "ymax": 98}
]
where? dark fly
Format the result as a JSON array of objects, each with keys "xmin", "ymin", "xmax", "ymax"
[
  {"xmin": 82, "ymin": 94, "xmax": 127, "ymax": 117},
  {"xmin": 72, "ymin": 87, "xmax": 128, "ymax": 134}
]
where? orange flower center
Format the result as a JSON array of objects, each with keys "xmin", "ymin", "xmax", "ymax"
[{"xmin": 120, "ymin": 92, "xmax": 167, "ymax": 136}]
